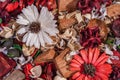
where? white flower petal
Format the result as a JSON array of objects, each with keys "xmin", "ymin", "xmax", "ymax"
[
  {"xmin": 30, "ymin": 34, "xmax": 37, "ymax": 47},
  {"xmin": 17, "ymin": 15, "xmax": 29, "ymax": 25},
  {"xmin": 34, "ymin": 35, "xmax": 40, "ymax": 48},
  {"xmin": 42, "ymin": 27, "xmax": 59, "ymax": 36},
  {"xmin": 22, "ymin": 5, "xmax": 36, "ymax": 22},
  {"xmin": 26, "ymin": 33, "xmax": 33, "ymax": 46},
  {"xmin": 38, "ymin": 7, "xmax": 55, "ymax": 27},
  {"xmin": 38, "ymin": 31, "xmax": 45, "ymax": 47},
  {"xmin": 32, "ymin": 5, "xmax": 39, "ymax": 21},
  {"xmin": 42, "ymin": 31, "xmax": 53, "ymax": 44},
  {"xmin": 17, "ymin": 27, "xmax": 28, "ymax": 34},
  {"xmin": 22, "ymin": 33, "xmax": 29, "ymax": 43}
]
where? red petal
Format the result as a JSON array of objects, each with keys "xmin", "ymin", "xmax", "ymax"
[
  {"xmin": 72, "ymin": 72, "xmax": 81, "ymax": 79},
  {"xmin": 73, "ymin": 55, "xmax": 84, "ymax": 64},
  {"xmin": 95, "ymin": 71, "xmax": 108, "ymax": 80},
  {"xmin": 76, "ymin": 74, "xmax": 85, "ymax": 80},
  {"xmin": 70, "ymin": 63, "xmax": 80, "ymax": 68},
  {"xmin": 94, "ymin": 53, "xmax": 108, "ymax": 66},
  {"xmin": 96, "ymin": 64, "xmax": 112, "ymax": 75},
  {"xmin": 71, "ymin": 59, "xmax": 81, "ymax": 65},
  {"xmin": 88, "ymin": 48, "xmax": 95, "ymax": 63},
  {"xmin": 80, "ymin": 49, "xmax": 88, "ymax": 63},
  {"xmin": 6, "ymin": 1, "xmax": 19, "ymax": 12},
  {"xmin": 69, "ymin": 67, "xmax": 81, "ymax": 71},
  {"xmin": 92, "ymin": 48, "xmax": 100, "ymax": 64}
]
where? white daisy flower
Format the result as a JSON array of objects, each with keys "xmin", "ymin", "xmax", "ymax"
[{"xmin": 16, "ymin": 5, "xmax": 59, "ymax": 49}]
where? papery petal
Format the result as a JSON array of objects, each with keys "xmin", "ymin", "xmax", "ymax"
[
  {"xmin": 88, "ymin": 48, "xmax": 95, "ymax": 63},
  {"xmin": 95, "ymin": 71, "xmax": 108, "ymax": 80},
  {"xmin": 76, "ymin": 74, "xmax": 85, "ymax": 80},
  {"xmin": 17, "ymin": 27, "xmax": 28, "ymax": 34},
  {"xmin": 17, "ymin": 15, "xmax": 29, "ymax": 25},
  {"xmin": 92, "ymin": 48, "xmax": 100, "ymax": 64},
  {"xmin": 22, "ymin": 33, "xmax": 29, "ymax": 42},
  {"xmin": 80, "ymin": 49, "xmax": 88, "ymax": 63},
  {"xmin": 42, "ymin": 31, "xmax": 53, "ymax": 44},
  {"xmin": 73, "ymin": 55, "xmax": 84, "ymax": 64},
  {"xmin": 26, "ymin": 33, "xmax": 33, "ymax": 46},
  {"xmin": 94, "ymin": 53, "xmax": 108, "ymax": 66},
  {"xmin": 34, "ymin": 35, "xmax": 40, "ymax": 48},
  {"xmin": 30, "ymin": 33, "xmax": 37, "ymax": 47},
  {"xmin": 22, "ymin": 5, "xmax": 36, "ymax": 22},
  {"xmin": 72, "ymin": 72, "xmax": 81, "ymax": 79},
  {"xmin": 38, "ymin": 31, "xmax": 45, "ymax": 47}
]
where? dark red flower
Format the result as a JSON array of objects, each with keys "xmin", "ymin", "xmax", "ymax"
[
  {"xmin": 77, "ymin": 0, "xmax": 112, "ymax": 14},
  {"xmin": 109, "ymin": 65, "xmax": 120, "ymax": 80},
  {"xmin": 111, "ymin": 51, "xmax": 120, "ymax": 68},
  {"xmin": 80, "ymin": 27, "xmax": 101, "ymax": 48},
  {"xmin": 111, "ymin": 18, "xmax": 120, "ymax": 38},
  {"xmin": 35, "ymin": 0, "xmax": 57, "ymax": 10},
  {"xmin": 19, "ymin": 0, "xmax": 34, "ymax": 10},
  {"xmin": 40, "ymin": 63, "xmax": 56, "ymax": 80}
]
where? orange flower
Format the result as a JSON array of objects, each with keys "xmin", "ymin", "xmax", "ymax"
[{"xmin": 70, "ymin": 48, "xmax": 112, "ymax": 80}]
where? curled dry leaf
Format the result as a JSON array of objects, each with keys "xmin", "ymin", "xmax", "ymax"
[
  {"xmin": 54, "ymin": 48, "xmax": 75, "ymax": 78},
  {"xmin": 22, "ymin": 44, "xmax": 35, "ymax": 56},
  {"xmin": 107, "ymin": 4, "xmax": 120, "ymax": 18},
  {"xmin": 58, "ymin": 28, "xmax": 77, "ymax": 40},
  {"xmin": 0, "ymin": 27, "xmax": 13, "ymax": 38},
  {"xmin": 34, "ymin": 49, "xmax": 55, "ymax": 64},
  {"xmin": 75, "ymin": 12, "xmax": 91, "ymax": 23},
  {"xmin": 30, "ymin": 65, "xmax": 42, "ymax": 78},
  {"xmin": 87, "ymin": 19, "xmax": 109, "ymax": 40},
  {"xmin": 4, "ymin": 70, "xmax": 25, "ymax": 80},
  {"xmin": 58, "ymin": 0, "xmax": 79, "ymax": 12},
  {"xmin": 56, "ymin": 39, "xmax": 66, "ymax": 50},
  {"xmin": 67, "ymin": 38, "xmax": 81, "ymax": 51},
  {"xmin": 59, "ymin": 17, "xmax": 77, "ymax": 30},
  {"xmin": 54, "ymin": 75, "xmax": 67, "ymax": 80}
]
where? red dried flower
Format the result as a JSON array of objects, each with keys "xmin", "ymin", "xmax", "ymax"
[
  {"xmin": 19, "ymin": 0, "xmax": 34, "ymax": 10},
  {"xmin": 77, "ymin": 0, "xmax": 112, "ymax": 14},
  {"xmin": 109, "ymin": 65, "xmax": 120, "ymax": 80},
  {"xmin": 111, "ymin": 51, "xmax": 120, "ymax": 68},
  {"xmin": 70, "ymin": 48, "xmax": 112, "ymax": 80},
  {"xmin": 111, "ymin": 18, "xmax": 120, "ymax": 38},
  {"xmin": 35, "ymin": 0, "xmax": 57, "ymax": 10},
  {"xmin": 80, "ymin": 27, "xmax": 101, "ymax": 48},
  {"xmin": 5, "ymin": 1, "xmax": 19, "ymax": 12}
]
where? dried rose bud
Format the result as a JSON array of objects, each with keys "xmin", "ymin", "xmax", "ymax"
[{"xmin": 111, "ymin": 18, "xmax": 120, "ymax": 37}]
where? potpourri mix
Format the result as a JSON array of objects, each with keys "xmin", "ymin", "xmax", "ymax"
[{"xmin": 0, "ymin": 0, "xmax": 120, "ymax": 80}]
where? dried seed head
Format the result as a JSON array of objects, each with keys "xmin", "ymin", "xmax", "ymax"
[
  {"xmin": 83, "ymin": 63, "xmax": 96, "ymax": 77},
  {"xmin": 29, "ymin": 22, "xmax": 41, "ymax": 33}
]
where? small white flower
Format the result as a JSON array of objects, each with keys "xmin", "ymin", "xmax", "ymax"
[{"xmin": 16, "ymin": 5, "xmax": 59, "ymax": 48}]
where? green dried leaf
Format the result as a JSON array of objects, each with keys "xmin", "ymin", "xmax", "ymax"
[{"xmin": 13, "ymin": 44, "xmax": 22, "ymax": 51}]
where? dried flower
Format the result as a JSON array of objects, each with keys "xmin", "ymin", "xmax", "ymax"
[
  {"xmin": 77, "ymin": 0, "xmax": 112, "ymax": 14},
  {"xmin": 70, "ymin": 48, "xmax": 112, "ymax": 80},
  {"xmin": 80, "ymin": 27, "xmax": 101, "ymax": 48},
  {"xmin": 16, "ymin": 5, "xmax": 59, "ymax": 49},
  {"xmin": 111, "ymin": 18, "xmax": 120, "ymax": 37}
]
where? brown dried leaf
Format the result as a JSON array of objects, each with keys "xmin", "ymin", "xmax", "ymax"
[
  {"xmin": 34, "ymin": 49, "xmax": 55, "ymax": 64},
  {"xmin": 54, "ymin": 48, "xmax": 74, "ymax": 78},
  {"xmin": 107, "ymin": 4, "xmax": 120, "ymax": 18},
  {"xmin": 58, "ymin": 0, "xmax": 79, "ymax": 12},
  {"xmin": 59, "ymin": 18, "xmax": 77, "ymax": 30}
]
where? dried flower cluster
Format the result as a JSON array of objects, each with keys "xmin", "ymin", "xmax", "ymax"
[{"xmin": 0, "ymin": 0, "xmax": 120, "ymax": 80}]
